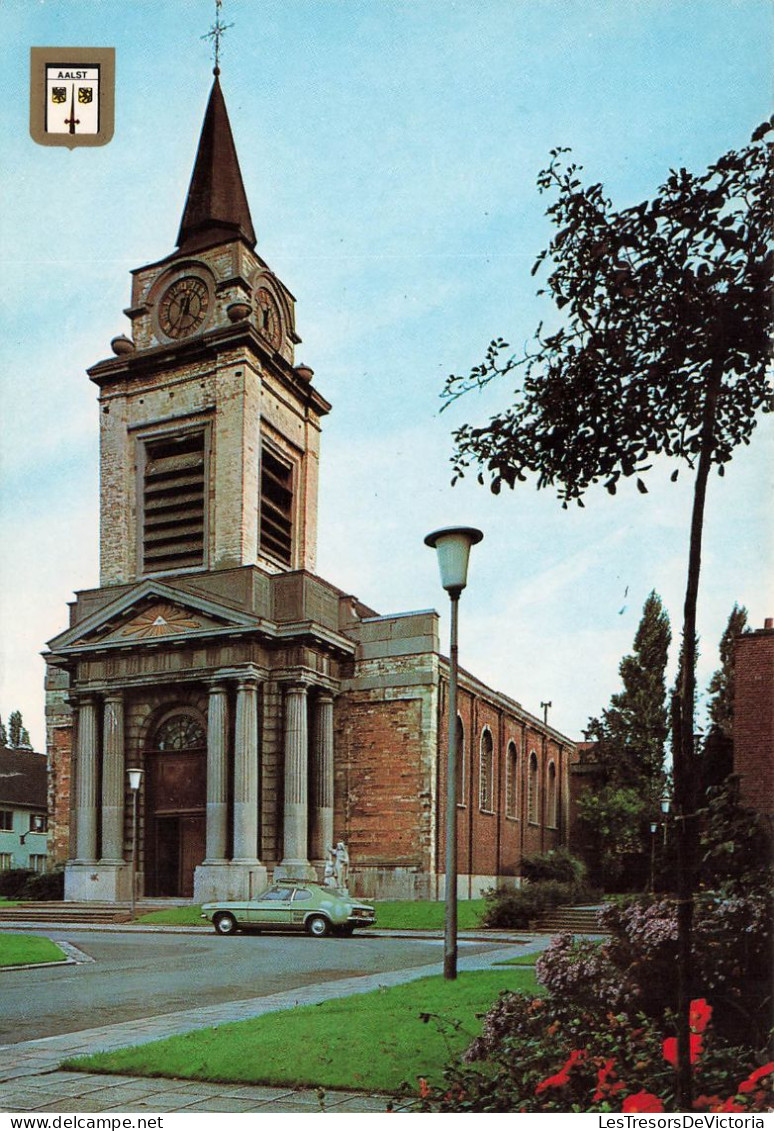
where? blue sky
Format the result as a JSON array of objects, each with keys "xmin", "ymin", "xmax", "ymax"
[{"xmin": 1, "ymin": 0, "xmax": 772, "ymax": 750}]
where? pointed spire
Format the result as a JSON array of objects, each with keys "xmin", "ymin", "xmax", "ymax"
[{"xmin": 176, "ymin": 75, "xmax": 256, "ymax": 253}]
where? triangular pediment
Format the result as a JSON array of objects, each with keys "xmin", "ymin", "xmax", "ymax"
[{"xmin": 46, "ymin": 580, "xmax": 258, "ymax": 653}]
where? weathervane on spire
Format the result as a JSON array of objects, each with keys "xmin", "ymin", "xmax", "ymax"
[{"xmin": 202, "ymin": 0, "xmax": 234, "ymax": 76}]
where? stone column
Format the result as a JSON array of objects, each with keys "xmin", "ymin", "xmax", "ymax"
[
  {"xmin": 205, "ymin": 682, "xmax": 229, "ymax": 862},
  {"xmin": 275, "ymin": 682, "xmax": 316, "ymax": 880},
  {"xmin": 310, "ymin": 691, "xmax": 334, "ymax": 861},
  {"xmin": 232, "ymin": 677, "xmax": 260, "ymax": 863},
  {"xmin": 100, "ymin": 693, "xmax": 125, "ymax": 862},
  {"xmin": 74, "ymin": 695, "xmax": 99, "ymax": 863}
]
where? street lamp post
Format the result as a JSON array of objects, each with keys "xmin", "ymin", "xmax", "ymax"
[
  {"xmin": 127, "ymin": 768, "xmax": 144, "ymax": 919},
  {"xmin": 661, "ymin": 793, "xmax": 670, "ymax": 848},
  {"xmin": 425, "ymin": 525, "xmax": 483, "ymax": 981},
  {"xmin": 649, "ymin": 820, "xmax": 658, "ymax": 892}
]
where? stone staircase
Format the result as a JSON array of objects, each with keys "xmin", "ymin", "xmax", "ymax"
[
  {"xmin": 534, "ymin": 904, "xmax": 607, "ymax": 934},
  {"xmin": 0, "ymin": 901, "xmax": 173, "ymax": 925}
]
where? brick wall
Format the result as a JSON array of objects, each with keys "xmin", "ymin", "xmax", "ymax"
[
  {"xmin": 437, "ymin": 678, "xmax": 570, "ymax": 895},
  {"xmin": 734, "ymin": 624, "xmax": 774, "ymax": 817}
]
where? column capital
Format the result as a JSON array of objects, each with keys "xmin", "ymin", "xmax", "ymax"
[
  {"xmin": 73, "ymin": 691, "xmax": 100, "ymax": 708},
  {"xmin": 235, "ymin": 674, "xmax": 260, "ymax": 692},
  {"xmin": 102, "ymin": 689, "xmax": 124, "ymax": 706},
  {"xmin": 315, "ymin": 688, "xmax": 335, "ymax": 705},
  {"xmin": 281, "ymin": 678, "xmax": 312, "ymax": 695}
]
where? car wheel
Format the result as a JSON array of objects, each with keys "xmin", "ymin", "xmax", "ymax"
[
  {"xmin": 306, "ymin": 914, "xmax": 331, "ymax": 938},
  {"xmin": 213, "ymin": 912, "xmax": 238, "ymax": 936}
]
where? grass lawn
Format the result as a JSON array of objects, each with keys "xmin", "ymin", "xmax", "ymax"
[
  {"xmin": 65, "ymin": 967, "xmax": 538, "ymax": 1093},
  {"xmin": 138, "ymin": 905, "xmax": 205, "ymax": 927},
  {"xmin": 0, "ymin": 934, "xmax": 66, "ymax": 967},
  {"xmin": 495, "ymin": 952, "xmax": 540, "ymax": 966},
  {"xmin": 137, "ymin": 899, "xmax": 488, "ymax": 930}
]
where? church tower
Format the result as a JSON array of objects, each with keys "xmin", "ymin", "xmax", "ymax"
[
  {"xmin": 45, "ymin": 73, "xmax": 359, "ymax": 905},
  {"xmin": 96, "ymin": 74, "xmax": 328, "ymax": 585}
]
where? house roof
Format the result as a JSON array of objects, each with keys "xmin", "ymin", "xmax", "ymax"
[{"xmin": 0, "ymin": 746, "xmax": 47, "ymax": 809}]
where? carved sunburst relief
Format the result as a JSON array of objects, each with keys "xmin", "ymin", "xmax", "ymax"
[{"xmin": 121, "ymin": 603, "xmax": 202, "ymax": 639}]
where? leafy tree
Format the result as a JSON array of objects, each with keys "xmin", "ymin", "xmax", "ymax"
[
  {"xmin": 7, "ymin": 710, "xmax": 31, "ymax": 749},
  {"xmin": 0, "ymin": 715, "xmax": 7, "ymax": 747},
  {"xmin": 707, "ymin": 604, "xmax": 748, "ymax": 738},
  {"xmin": 700, "ymin": 605, "xmax": 748, "ymax": 792},
  {"xmin": 442, "ymin": 120, "xmax": 773, "ymax": 1107},
  {"xmin": 577, "ymin": 783, "xmax": 646, "ymax": 888},
  {"xmin": 588, "ymin": 591, "xmax": 671, "ymax": 789},
  {"xmin": 579, "ymin": 592, "xmax": 671, "ymax": 887}
]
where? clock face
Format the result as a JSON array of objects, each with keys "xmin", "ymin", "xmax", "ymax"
[
  {"xmin": 255, "ymin": 286, "xmax": 282, "ymax": 350},
  {"xmin": 158, "ymin": 276, "xmax": 210, "ymax": 339}
]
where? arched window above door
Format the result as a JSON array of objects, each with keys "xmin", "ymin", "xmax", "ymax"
[{"xmin": 153, "ymin": 713, "xmax": 205, "ymax": 751}]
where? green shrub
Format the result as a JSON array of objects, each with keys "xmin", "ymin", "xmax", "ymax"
[
  {"xmin": 482, "ymin": 880, "xmax": 582, "ymax": 928},
  {"xmin": 0, "ymin": 869, "xmax": 35, "ymax": 899},
  {"xmin": 21, "ymin": 869, "xmax": 64, "ymax": 901},
  {"xmin": 522, "ymin": 848, "xmax": 587, "ymax": 886}
]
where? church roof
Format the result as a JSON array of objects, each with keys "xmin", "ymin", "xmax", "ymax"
[{"xmin": 176, "ymin": 74, "xmax": 257, "ymax": 254}]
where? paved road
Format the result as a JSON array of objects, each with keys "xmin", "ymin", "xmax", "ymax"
[
  {"xmin": 0, "ymin": 929, "xmax": 548, "ymax": 1113},
  {"xmin": 0, "ymin": 927, "xmax": 501, "ymax": 1043}
]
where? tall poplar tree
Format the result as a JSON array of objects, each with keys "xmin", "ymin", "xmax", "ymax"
[
  {"xmin": 579, "ymin": 591, "xmax": 671, "ymax": 884},
  {"xmin": 700, "ymin": 604, "xmax": 748, "ymax": 793},
  {"xmin": 7, "ymin": 710, "xmax": 31, "ymax": 749}
]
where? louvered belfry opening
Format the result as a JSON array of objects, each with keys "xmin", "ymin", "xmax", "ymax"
[
  {"xmin": 260, "ymin": 446, "xmax": 293, "ymax": 565},
  {"xmin": 142, "ymin": 430, "xmax": 206, "ymax": 573}
]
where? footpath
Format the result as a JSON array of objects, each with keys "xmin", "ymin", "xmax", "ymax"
[{"xmin": 0, "ymin": 931, "xmax": 551, "ymax": 1115}]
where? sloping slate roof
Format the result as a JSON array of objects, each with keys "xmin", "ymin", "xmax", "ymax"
[
  {"xmin": 0, "ymin": 746, "xmax": 47, "ymax": 808},
  {"xmin": 176, "ymin": 75, "xmax": 256, "ymax": 253}
]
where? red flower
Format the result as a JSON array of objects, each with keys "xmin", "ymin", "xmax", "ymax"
[
  {"xmin": 663, "ymin": 1033, "xmax": 703, "ymax": 1067},
  {"xmin": 418, "ymin": 1078, "xmax": 431, "ymax": 1099},
  {"xmin": 694, "ymin": 1095, "xmax": 723, "ymax": 1111},
  {"xmin": 715, "ymin": 1098, "xmax": 745, "ymax": 1113},
  {"xmin": 593, "ymin": 1058, "xmax": 627, "ymax": 1102},
  {"xmin": 689, "ymin": 998, "xmax": 713, "ymax": 1034},
  {"xmin": 738, "ymin": 1062, "xmax": 774, "ymax": 1094},
  {"xmin": 535, "ymin": 1049, "xmax": 586, "ymax": 1095},
  {"xmin": 622, "ymin": 1092, "xmax": 664, "ymax": 1113}
]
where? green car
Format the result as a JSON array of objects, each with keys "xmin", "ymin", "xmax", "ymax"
[{"xmin": 201, "ymin": 880, "xmax": 376, "ymax": 938}]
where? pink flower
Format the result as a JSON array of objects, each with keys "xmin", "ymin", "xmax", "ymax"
[{"xmin": 622, "ymin": 1092, "xmax": 664, "ymax": 1113}]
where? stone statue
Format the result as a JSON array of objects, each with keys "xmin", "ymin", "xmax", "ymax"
[
  {"xmin": 334, "ymin": 841, "xmax": 349, "ymax": 891},
  {"xmin": 323, "ymin": 847, "xmax": 336, "ymax": 887}
]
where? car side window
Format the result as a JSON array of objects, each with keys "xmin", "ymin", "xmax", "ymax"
[
  {"xmin": 263, "ymin": 888, "xmax": 292, "ymax": 901},
  {"xmin": 292, "ymin": 889, "xmax": 312, "ymax": 901}
]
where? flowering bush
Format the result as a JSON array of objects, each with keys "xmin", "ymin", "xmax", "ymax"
[
  {"xmin": 598, "ymin": 888, "xmax": 772, "ymax": 1043},
  {"xmin": 535, "ymin": 934, "xmax": 631, "ymax": 1013},
  {"xmin": 415, "ymin": 992, "xmax": 774, "ymax": 1113}
]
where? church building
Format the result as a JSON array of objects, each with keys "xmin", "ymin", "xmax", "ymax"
[{"xmin": 44, "ymin": 73, "xmax": 575, "ymax": 905}]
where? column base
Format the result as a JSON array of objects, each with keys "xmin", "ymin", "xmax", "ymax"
[
  {"xmin": 273, "ymin": 860, "xmax": 318, "ymax": 883},
  {"xmin": 194, "ymin": 861, "xmax": 268, "ymax": 903},
  {"xmin": 64, "ymin": 862, "xmax": 132, "ymax": 902}
]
